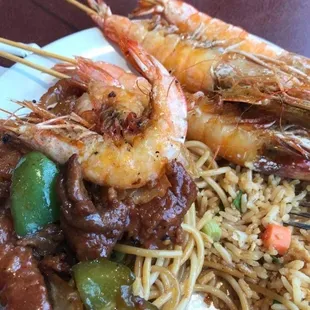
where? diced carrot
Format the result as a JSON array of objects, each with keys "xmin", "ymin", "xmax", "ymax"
[{"xmin": 261, "ymin": 224, "xmax": 292, "ymax": 255}]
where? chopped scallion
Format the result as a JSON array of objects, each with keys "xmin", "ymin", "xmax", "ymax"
[
  {"xmin": 110, "ymin": 250, "xmax": 126, "ymax": 263},
  {"xmin": 271, "ymin": 255, "xmax": 280, "ymax": 264},
  {"xmin": 233, "ymin": 191, "xmax": 243, "ymax": 212},
  {"xmin": 201, "ymin": 220, "xmax": 222, "ymax": 241}
]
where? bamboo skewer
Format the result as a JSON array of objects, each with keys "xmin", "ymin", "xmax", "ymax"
[
  {"xmin": 65, "ymin": 0, "xmax": 96, "ymax": 15},
  {"xmin": 0, "ymin": 37, "xmax": 76, "ymax": 64},
  {"xmin": 0, "ymin": 51, "xmax": 69, "ymax": 79}
]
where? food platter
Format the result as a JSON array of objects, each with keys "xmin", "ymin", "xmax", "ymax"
[{"xmin": 0, "ymin": 21, "xmax": 308, "ymax": 310}]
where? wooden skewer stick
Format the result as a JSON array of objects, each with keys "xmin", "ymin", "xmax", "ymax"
[
  {"xmin": 65, "ymin": 0, "xmax": 96, "ymax": 15},
  {"xmin": 0, "ymin": 51, "xmax": 69, "ymax": 80},
  {"xmin": 0, "ymin": 37, "xmax": 76, "ymax": 64}
]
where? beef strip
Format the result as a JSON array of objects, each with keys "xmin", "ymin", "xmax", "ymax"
[
  {"xmin": 39, "ymin": 254, "xmax": 71, "ymax": 276},
  {"xmin": 16, "ymin": 224, "xmax": 75, "ymax": 278},
  {"xmin": 0, "ymin": 210, "xmax": 51, "ymax": 310},
  {"xmin": 47, "ymin": 273, "xmax": 83, "ymax": 310},
  {"xmin": 0, "ymin": 209, "xmax": 15, "ymax": 245},
  {"xmin": 58, "ymin": 155, "xmax": 197, "ymax": 259},
  {"xmin": 0, "ymin": 133, "xmax": 27, "ymax": 200},
  {"xmin": 57, "ymin": 154, "xmax": 131, "ymax": 261},
  {"xmin": 17, "ymin": 224, "xmax": 64, "ymax": 257},
  {"xmin": 127, "ymin": 161, "xmax": 197, "ymax": 249}
]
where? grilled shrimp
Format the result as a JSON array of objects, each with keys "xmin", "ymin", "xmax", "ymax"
[
  {"xmin": 133, "ymin": 0, "xmax": 310, "ymax": 69},
  {"xmin": 57, "ymin": 54, "xmax": 310, "ymax": 180},
  {"xmin": 187, "ymin": 96, "xmax": 310, "ymax": 180},
  {"xmin": 78, "ymin": 0, "xmax": 310, "ymax": 180},
  {"xmin": 86, "ymin": 0, "xmax": 310, "ymax": 127},
  {"xmin": 1, "ymin": 41, "xmax": 187, "ymax": 189}
]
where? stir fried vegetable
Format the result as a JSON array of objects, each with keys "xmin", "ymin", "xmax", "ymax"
[
  {"xmin": 73, "ymin": 258, "xmax": 133, "ymax": 309},
  {"xmin": 261, "ymin": 224, "xmax": 292, "ymax": 255},
  {"xmin": 201, "ymin": 220, "xmax": 222, "ymax": 241},
  {"xmin": 233, "ymin": 191, "xmax": 243, "ymax": 212},
  {"xmin": 73, "ymin": 258, "xmax": 157, "ymax": 310},
  {"xmin": 110, "ymin": 250, "xmax": 126, "ymax": 263},
  {"xmin": 48, "ymin": 273, "xmax": 84, "ymax": 310},
  {"xmin": 11, "ymin": 152, "xmax": 60, "ymax": 236}
]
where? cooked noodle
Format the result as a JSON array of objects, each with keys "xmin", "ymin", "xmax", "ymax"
[
  {"xmin": 194, "ymin": 284, "xmax": 238, "ymax": 310},
  {"xmin": 116, "ymin": 141, "xmax": 309, "ymax": 309}
]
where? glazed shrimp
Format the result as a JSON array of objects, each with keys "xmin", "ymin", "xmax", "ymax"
[
  {"xmin": 133, "ymin": 1, "xmax": 298, "ymax": 60},
  {"xmin": 1, "ymin": 41, "xmax": 187, "ymax": 189},
  {"xmin": 85, "ymin": 0, "xmax": 310, "ymax": 120},
  {"xmin": 187, "ymin": 96, "xmax": 310, "ymax": 180}
]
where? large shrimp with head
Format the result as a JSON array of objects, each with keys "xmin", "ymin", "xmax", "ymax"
[
  {"xmin": 1, "ymin": 41, "xmax": 187, "ymax": 189},
  {"xmin": 85, "ymin": 0, "xmax": 310, "ymax": 126},
  {"xmin": 133, "ymin": 0, "xmax": 309, "ymax": 63}
]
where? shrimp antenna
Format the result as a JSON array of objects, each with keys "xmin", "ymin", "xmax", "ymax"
[
  {"xmin": 0, "ymin": 108, "xmax": 24, "ymax": 128},
  {"xmin": 136, "ymin": 79, "xmax": 150, "ymax": 96},
  {"xmin": 12, "ymin": 100, "xmax": 56, "ymax": 120}
]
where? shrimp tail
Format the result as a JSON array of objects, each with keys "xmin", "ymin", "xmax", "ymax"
[
  {"xmin": 120, "ymin": 39, "xmax": 154, "ymax": 76},
  {"xmin": 53, "ymin": 57, "xmax": 120, "ymax": 88},
  {"xmin": 86, "ymin": 0, "xmax": 130, "ymax": 44},
  {"xmin": 87, "ymin": 0, "xmax": 111, "ymax": 16},
  {"xmin": 119, "ymin": 39, "xmax": 168, "ymax": 81},
  {"xmin": 52, "ymin": 63, "xmax": 76, "ymax": 75},
  {"xmin": 131, "ymin": 0, "xmax": 165, "ymax": 17},
  {"xmin": 87, "ymin": 0, "xmax": 111, "ymax": 29},
  {"xmin": 275, "ymin": 130, "xmax": 310, "ymax": 159}
]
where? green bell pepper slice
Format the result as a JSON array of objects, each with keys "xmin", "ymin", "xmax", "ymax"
[
  {"xmin": 11, "ymin": 151, "xmax": 60, "ymax": 236},
  {"xmin": 73, "ymin": 258, "xmax": 158, "ymax": 310}
]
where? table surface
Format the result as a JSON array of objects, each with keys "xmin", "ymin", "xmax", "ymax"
[{"xmin": 0, "ymin": 0, "xmax": 309, "ymax": 67}]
